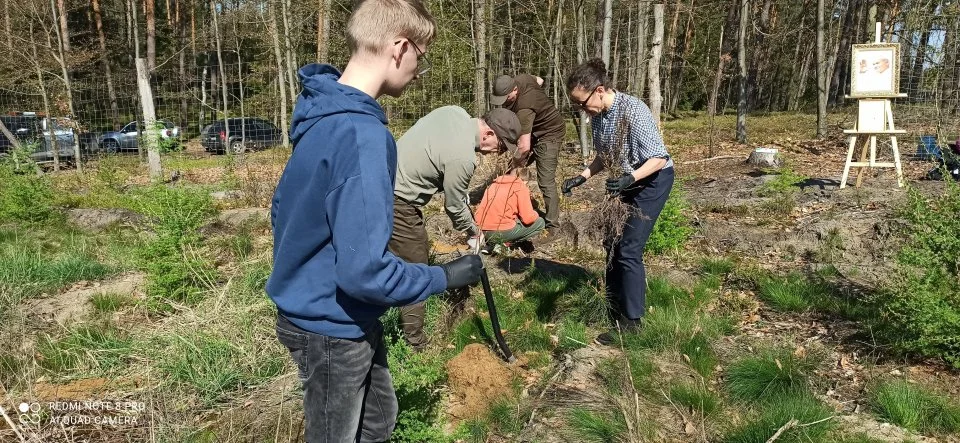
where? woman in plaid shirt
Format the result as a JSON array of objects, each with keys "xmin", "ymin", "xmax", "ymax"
[{"xmin": 561, "ymin": 58, "xmax": 675, "ymax": 345}]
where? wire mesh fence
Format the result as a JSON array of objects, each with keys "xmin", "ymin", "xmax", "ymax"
[{"xmin": 0, "ymin": 0, "xmax": 957, "ymax": 169}]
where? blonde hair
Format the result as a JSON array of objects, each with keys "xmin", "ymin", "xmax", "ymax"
[{"xmin": 347, "ymin": 0, "xmax": 437, "ymax": 55}]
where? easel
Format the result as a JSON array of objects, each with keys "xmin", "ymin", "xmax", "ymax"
[{"xmin": 840, "ymin": 23, "xmax": 905, "ymax": 189}]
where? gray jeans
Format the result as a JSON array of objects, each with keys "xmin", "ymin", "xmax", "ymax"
[{"xmin": 276, "ymin": 314, "xmax": 398, "ymax": 443}]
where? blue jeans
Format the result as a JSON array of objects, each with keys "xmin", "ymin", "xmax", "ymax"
[
  {"xmin": 276, "ymin": 314, "xmax": 398, "ymax": 442},
  {"xmin": 605, "ymin": 167, "xmax": 674, "ymax": 321}
]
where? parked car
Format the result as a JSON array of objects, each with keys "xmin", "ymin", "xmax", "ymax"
[
  {"xmin": 0, "ymin": 112, "xmax": 77, "ymax": 163},
  {"xmin": 98, "ymin": 119, "xmax": 180, "ymax": 153},
  {"xmin": 200, "ymin": 118, "xmax": 284, "ymax": 154}
]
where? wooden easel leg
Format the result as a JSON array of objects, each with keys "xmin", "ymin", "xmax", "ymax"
[
  {"xmin": 840, "ymin": 135, "xmax": 859, "ymax": 189},
  {"xmin": 890, "ymin": 136, "xmax": 905, "ymax": 187},
  {"xmin": 855, "ymin": 136, "xmax": 870, "ymax": 188}
]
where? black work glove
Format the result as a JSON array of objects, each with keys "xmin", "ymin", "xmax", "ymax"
[
  {"xmin": 440, "ymin": 255, "xmax": 483, "ymax": 289},
  {"xmin": 561, "ymin": 176, "xmax": 587, "ymax": 196},
  {"xmin": 605, "ymin": 173, "xmax": 636, "ymax": 195}
]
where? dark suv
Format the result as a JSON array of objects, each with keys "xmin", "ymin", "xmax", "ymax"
[{"xmin": 200, "ymin": 118, "xmax": 284, "ymax": 154}]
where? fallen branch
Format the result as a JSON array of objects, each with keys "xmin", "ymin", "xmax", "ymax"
[
  {"xmin": 765, "ymin": 419, "xmax": 799, "ymax": 443},
  {"xmin": 680, "ymin": 155, "xmax": 741, "ymax": 165}
]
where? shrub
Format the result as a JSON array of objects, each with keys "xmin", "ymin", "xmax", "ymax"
[
  {"xmin": 386, "ymin": 339, "xmax": 447, "ymax": 442},
  {"xmin": 647, "ymin": 188, "xmax": 693, "ymax": 255},
  {"xmin": 0, "ymin": 159, "xmax": 57, "ymax": 223},
  {"xmin": 757, "ymin": 166, "xmax": 805, "ymax": 198},
  {"xmin": 133, "ymin": 185, "xmax": 217, "ymax": 310},
  {"xmin": 876, "ymin": 182, "xmax": 960, "ymax": 367}
]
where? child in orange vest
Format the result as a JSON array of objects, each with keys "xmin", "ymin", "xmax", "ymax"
[{"xmin": 475, "ymin": 167, "xmax": 545, "ymax": 249}]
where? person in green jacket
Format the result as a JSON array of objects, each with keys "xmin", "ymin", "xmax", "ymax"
[{"xmin": 391, "ymin": 106, "xmax": 521, "ymax": 350}]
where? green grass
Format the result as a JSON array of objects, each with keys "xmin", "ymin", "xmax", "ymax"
[
  {"xmin": 680, "ymin": 332, "xmax": 718, "ymax": 377},
  {"xmin": 596, "ymin": 354, "xmax": 655, "ymax": 396},
  {"xmin": 37, "ymin": 323, "xmax": 135, "ymax": 375},
  {"xmin": 90, "ymin": 292, "xmax": 137, "ymax": 314},
  {"xmin": 669, "ymin": 383, "xmax": 721, "ymax": 417},
  {"xmin": 721, "ymin": 395, "xmax": 835, "ymax": 443},
  {"xmin": 160, "ymin": 333, "xmax": 284, "ymax": 406},
  {"xmin": 870, "ymin": 380, "xmax": 960, "ymax": 434},
  {"xmin": 555, "ymin": 317, "xmax": 588, "ymax": 353},
  {"xmin": 726, "ymin": 348, "xmax": 816, "ymax": 403},
  {"xmin": 701, "ymin": 257, "xmax": 735, "ymax": 277},
  {"xmin": 487, "ymin": 399, "xmax": 527, "ymax": 436},
  {"xmin": 566, "ymin": 407, "xmax": 627, "ymax": 443},
  {"xmin": 757, "ymin": 273, "xmax": 829, "ymax": 312},
  {"xmin": 0, "ymin": 230, "xmax": 112, "ymax": 314}
]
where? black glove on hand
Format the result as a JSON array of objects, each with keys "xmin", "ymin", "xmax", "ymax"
[
  {"xmin": 562, "ymin": 176, "xmax": 587, "ymax": 196},
  {"xmin": 440, "ymin": 255, "xmax": 483, "ymax": 289},
  {"xmin": 605, "ymin": 174, "xmax": 636, "ymax": 195}
]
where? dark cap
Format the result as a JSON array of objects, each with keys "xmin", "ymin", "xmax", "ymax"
[
  {"xmin": 483, "ymin": 108, "xmax": 521, "ymax": 155},
  {"xmin": 490, "ymin": 75, "xmax": 516, "ymax": 106}
]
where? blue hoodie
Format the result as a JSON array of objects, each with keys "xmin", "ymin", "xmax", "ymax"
[{"xmin": 266, "ymin": 64, "xmax": 447, "ymax": 338}]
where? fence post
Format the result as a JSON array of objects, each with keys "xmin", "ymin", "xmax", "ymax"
[{"xmin": 136, "ymin": 58, "xmax": 162, "ymax": 180}]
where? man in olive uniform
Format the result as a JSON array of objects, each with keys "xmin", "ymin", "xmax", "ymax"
[
  {"xmin": 391, "ymin": 106, "xmax": 521, "ymax": 350},
  {"xmin": 491, "ymin": 73, "xmax": 566, "ymax": 241}
]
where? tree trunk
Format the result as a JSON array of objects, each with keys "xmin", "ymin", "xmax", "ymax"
[
  {"xmin": 473, "ymin": 0, "xmax": 487, "ymax": 115},
  {"xmin": 145, "ymin": 0, "xmax": 156, "ymax": 71},
  {"xmin": 668, "ymin": 0, "xmax": 695, "ymax": 113},
  {"xmin": 50, "ymin": 0, "xmax": 82, "ymax": 171},
  {"xmin": 816, "ymin": 0, "xmax": 827, "ymax": 138},
  {"xmin": 4, "ymin": 0, "xmax": 11, "ymax": 51},
  {"xmin": 502, "ymin": 0, "xmax": 514, "ymax": 71},
  {"xmin": 210, "ymin": 0, "xmax": 230, "ymax": 150},
  {"xmin": 131, "ymin": 0, "xmax": 141, "ymax": 59},
  {"xmin": 708, "ymin": 2, "xmax": 737, "ymax": 116},
  {"xmin": 178, "ymin": 0, "xmax": 188, "ymax": 131},
  {"xmin": 29, "ymin": 22, "xmax": 58, "ymax": 171},
  {"xmin": 577, "ymin": 0, "xmax": 591, "ymax": 158},
  {"xmin": 828, "ymin": 0, "xmax": 858, "ymax": 106},
  {"xmin": 269, "ymin": 0, "xmax": 289, "ymax": 147},
  {"xmin": 736, "ymin": 0, "xmax": 748, "ymax": 144},
  {"xmin": 908, "ymin": 23, "xmax": 931, "ymax": 96},
  {"xmin": 634, "ymin": 2, "xmax": 649, "ymax": 98},
  {"xmin": 234, "ymin": 20, "xmax": 246, "ymax": 155},
  {"xmin": 92, "ymin": 0, "xmax": 120, "ymax": 131},
  {"xmin": 136, "ymin": 58, "xmax": 162, "ymax": 180},
  {"xmin": 56, "ymin": 0, "xmax": 70, "ymax": 53},
  {"xmin": 662, "ymin": 0, "xmax": 682, "ymax": 113},
  {"xmin": 648, "ymin": 3, "xmax": 664, "ymax": 126},
  {"xmin": 611, "ymin": 14, "xmax": 620, "ymax": 87},
  {"xmin": 600, "ymin": 0, "xmax": 612, "ymax": 66},
  {"xmin": 281, "ymin": 0, "xmax": 298, "ymax": 106},
  {"xmin": 316, "ymin": 0, "xmax": 330, "ymax": 62},
  {"xmin": 791, "ymin": 44, "xmax": 815, "ymax": 111}
]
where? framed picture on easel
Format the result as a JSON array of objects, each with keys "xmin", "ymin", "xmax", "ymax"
[{"xmin": 850, "ymin": 43, "xmax": 900, "ymax": 97}]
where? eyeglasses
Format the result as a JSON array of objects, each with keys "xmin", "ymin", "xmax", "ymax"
[
  {"xmin": 573, "ymin": 87, "xmax": 598, "ymax": 109},
  {"xmin": 409, "ymin": 40, "xmax": 431, "ymax": 77}
]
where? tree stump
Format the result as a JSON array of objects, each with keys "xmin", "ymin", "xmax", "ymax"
[{"xmin": 746, "ymin": 147, "xmax": 780, "ymax": 168}]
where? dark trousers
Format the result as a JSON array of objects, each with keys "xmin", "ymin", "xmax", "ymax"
[
  {"xmin": 388, "ymin": 197, "xmax": 430, "ymax": 349},
  {"xmin": 528, "ymin": 137, "xmax": 561, "ymax": 229},
  {"xmin": 605, "ymin": 167, "xmax": 674, "ymax": 321},
  {"xmin": 276, "ymin": 314, "xmax": 397, "ymax": 443}
]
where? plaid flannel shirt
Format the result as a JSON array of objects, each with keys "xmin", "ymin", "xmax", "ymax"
[{"xmin": 591, "ymin": 92, "xmax": 673, "ymax": 174}]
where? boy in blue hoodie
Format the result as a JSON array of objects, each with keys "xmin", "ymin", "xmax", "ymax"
[{"xmin": 266, "ymin": 1, "xmax": 483, "ymax": 441}]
